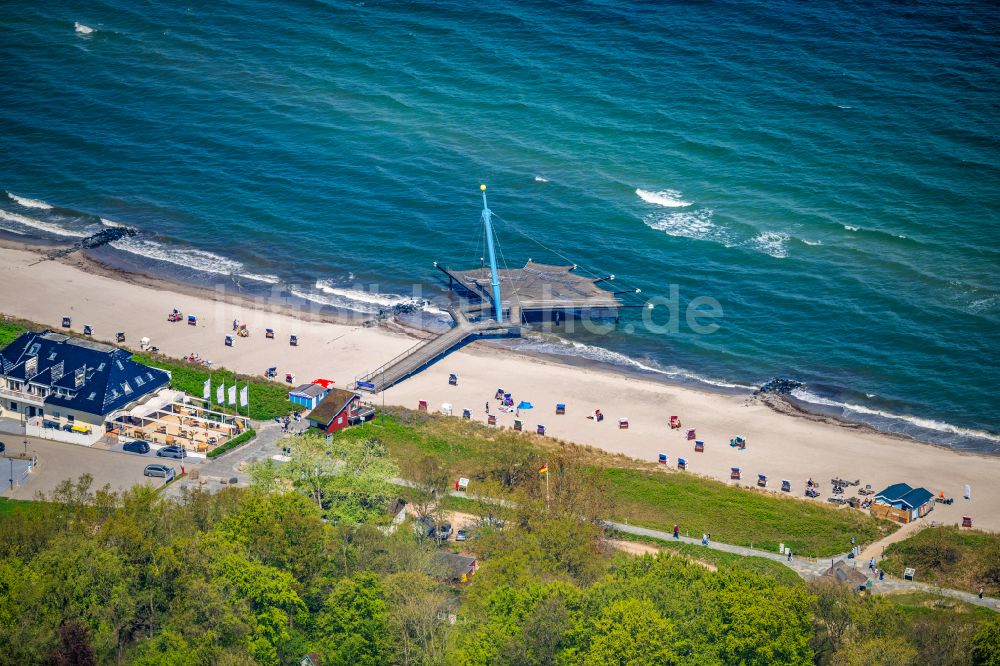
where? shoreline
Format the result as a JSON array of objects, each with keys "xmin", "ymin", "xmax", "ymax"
[
  {"xmin": 1, "ymin": 240, "xmax": 999, "ymax": 531},
  {"xmin": 0, "ymin": 234, "xmax": 989, "ymax": 457}
]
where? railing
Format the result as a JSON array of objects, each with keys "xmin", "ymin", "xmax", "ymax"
[
  {"xmin": 353, "ymin": 316, "xmax": 517, "ymax": 393},
  {"xmin": 0, "ymin": 387, "xmax": 47, "ymax": 406}
]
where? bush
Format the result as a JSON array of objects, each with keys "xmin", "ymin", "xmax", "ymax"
[{"xmin": 207, "ymin": 429, "xmax": 257, "ymax": 459}]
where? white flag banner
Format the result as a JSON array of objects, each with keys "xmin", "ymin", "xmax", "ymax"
[
  {"xmin": 217, "ymin": 383, "xmax": 224, "ymax": 404},
  {"xmin": 203, "ymin": 378, "xmax": 211, "ymax": 400},
  {"xmin": 239, "ymin": 384, "xmax": 249, "ymax": 408},
  {"xmin": 228, "ymin": 385, "xmax": 237, "ymax": 406}
]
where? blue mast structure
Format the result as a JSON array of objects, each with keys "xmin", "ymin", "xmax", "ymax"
[{"xmin": 480, "ymin": 184, "xmax": 504, "ymax": 323}]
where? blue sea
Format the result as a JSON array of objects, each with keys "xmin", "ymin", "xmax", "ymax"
[{"xmin": 1, "ymin": 1, "xmax": 998, "ymax": 451}]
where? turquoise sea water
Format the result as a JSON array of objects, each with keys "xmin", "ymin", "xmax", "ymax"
[{"xmin": 1, "ymin": 1, "xmax": 998, "ymax": 450}]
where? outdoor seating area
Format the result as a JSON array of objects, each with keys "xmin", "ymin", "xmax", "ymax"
[{"xmin": 111, "ymin": 396, "xmax": 250, "ymax": 454}]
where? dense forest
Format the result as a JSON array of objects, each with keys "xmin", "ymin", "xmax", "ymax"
[{"xmin": 0, "ymin": 432, "xmax": 997, "ymax": 665}]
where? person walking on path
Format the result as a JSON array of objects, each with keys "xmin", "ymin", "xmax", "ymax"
[
  {"xmin": 787, "ymin": 549, "xmax": 793, "ymax": 562},
  {"xmin": 980, "ymin": 586, "xmax": 985, "ymax": 600},
  {"xmin": 673, "ymin": 524, "xmax": 679, "ymax": 539},
  {"xmin": 701, "ymin": 533, "xmax": 708, "ymax": 546},
  {"xmin": 869, "ymin": 557, "xmax": 876, "ymax": 571},
  {"xmin": 879, "ymin": 569, "xmax": 884, "ymax": 581}
]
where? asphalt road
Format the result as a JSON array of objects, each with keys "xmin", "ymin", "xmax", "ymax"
[{"xmin": 0, "ymin": 434, "xmax": 185, "ymax": 499}]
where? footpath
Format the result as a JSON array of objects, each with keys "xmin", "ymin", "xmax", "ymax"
[{"xmin": 607, "ymin": 520, "xmax": 999, "ymax": 612}]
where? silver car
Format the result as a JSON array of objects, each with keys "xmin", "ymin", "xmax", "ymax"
[{"xmin": 144, "ymin": 464, "xmax": 175, "ymax": 481}]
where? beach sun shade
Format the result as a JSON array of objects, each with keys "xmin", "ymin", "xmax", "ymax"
[{"xmin": 517, "ymin": 401, "xmax": 533, "ymax": 410}]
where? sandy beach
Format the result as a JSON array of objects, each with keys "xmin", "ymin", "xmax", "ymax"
[{"xmin": 1, "ymin": 243, "xmax": 998, "ymax": 531}]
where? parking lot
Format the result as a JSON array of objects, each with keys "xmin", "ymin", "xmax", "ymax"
[{"xmin": 1, "ymin": 435, "xmax": 192, "ymax": 499}]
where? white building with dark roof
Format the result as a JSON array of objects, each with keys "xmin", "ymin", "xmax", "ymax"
[{"xmin": 0, "ymin": 330, "xmax": 171, "ymax": 442}]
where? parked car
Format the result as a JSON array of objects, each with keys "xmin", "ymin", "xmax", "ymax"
[
  {"xmin": 156, "ymin": 445, "xmax": 187, "ymax": 459},
  {"xmin": 436, "ymin": 523, "xmax": 453, "ymax": 540},
  {"xmin": 143, "ymin": 464, "xmax": 175, "ymax": 480},
  {"xmin": 0, "ymin": 441, "xmax": 5, "ymax": 454},
  {"xmin": 456, "ymin": 529, "xmax": 469, "ymax": 542},
  {"xmin": 123, "ymin": 440, "xmax": 150, "ymax": 455}
]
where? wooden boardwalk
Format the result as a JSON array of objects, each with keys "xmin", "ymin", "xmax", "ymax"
[{"xmin": 353, "ymin": 310, "xmax": 517, "ymax": 393}]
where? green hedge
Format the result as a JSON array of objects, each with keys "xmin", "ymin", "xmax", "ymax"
[
  {"xmin": 207, "ymin": 428, "xmax": 257, "ymax": 459},
  {"xmin": 132, "ymin": 354, "xmax": 297, "ymax": 421}
]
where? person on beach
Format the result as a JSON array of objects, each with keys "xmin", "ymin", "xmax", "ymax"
[
  {"xmin": 673, "ymin": 524, "xmax": 679, "ymax": 539},
  {"xmin": 485, "ymin": 401, "xmax": 489, "ymax": 414}
]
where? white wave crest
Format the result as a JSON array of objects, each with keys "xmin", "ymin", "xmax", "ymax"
[
  {"xmin": 534, "ymin": 176, "xmax": 549, "ymax": 183},
  {"xmin": 109, "ymin": 237, "xmax": 277, "ymax": 283},
  {"xmin": 750, "ymin": 231, "xmax": 790, "ymax": 258},
  {"xmin": 636, "ymin": 188, "xmax": 691, "ymax": 208},
  {"xmin": 843, "ymin": 225, "xmax": 860, "ymax": 231},
  {"xmin": 790, "ymin": 388, "xmax": 1000, "ymax": 444},
  {"xmin": 100, "ymin": 217, "xmax": 123, "ymax": 227},
  {"xmin": 0, "ymin": 210, "xmax": 88, "ymax": 238},
  {"xmin": 74, "ymin": 22, "xmax": 94, "ymax": 35},
  {"xmin": 801, "ymin": 239, "xmax": 822, "ymax": 246},
  {"xmin": 7, "ymin": 192, "xmax": 53, "ymax": 209},
  {"xmin": 291, "ymin": 279, "xmax": 445, "ymax": 316},
  {"xmin": 516, "ymin": 336, "xmax": 755, "ymax": 390}
]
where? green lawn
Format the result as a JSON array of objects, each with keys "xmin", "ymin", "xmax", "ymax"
[
  {"xmin": 133, "ymin": 354, "xmax": 296, "ymax": 421},
  {"xmin": 602, "ymin": 467, "xmax": 891, "ymax": 557},
  {"xmin": 0, "ymin": 320, "xmax": 28, "ymax": 347},
  {"xmin": 331, "ymin": 409, "xmax": 894, "ymax": 557},
  {"xmin": 880, "ymin": 526, "xmax": 1000, "ymax": 596},
  {"xmin": 0, "ymin": 497, "xmax": 42, "ymax": 517}
]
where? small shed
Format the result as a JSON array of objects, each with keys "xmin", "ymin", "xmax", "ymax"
[
  {"xmin": 379, "ymin": 497, "xmax": 408, "ymax": 535},
  {"xmin": 822, "ymin": 561, "xmax": 870, "ymax": 589},
  {"xmin": 873, "ymin": 483, "xmax": 934, "ymax": 523},
  {"xmin": 432, "ymin": 552, "xmax": 478, "ymax": 583},
  {"xmin": 305, "ymin": 388, "xmax": 369, "ymax": 434},
  {"xmin": 290, "ymin": 383, "xmax": 330, "ymax": 410}
]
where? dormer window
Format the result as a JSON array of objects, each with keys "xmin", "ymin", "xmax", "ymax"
[{"xmin": 122, "ymin": 381, "xmax": 133, "ymax": 395}]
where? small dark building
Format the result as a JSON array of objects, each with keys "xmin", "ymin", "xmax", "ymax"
[
  {"xmin": 304, "ymin": 388, "xmax": 373, "ymax": 433},
  {"xmin": 432, "ymin": 552, "xmax": 478, "ymax": 583}
]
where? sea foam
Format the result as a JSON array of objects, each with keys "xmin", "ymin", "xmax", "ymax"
[
  {"xmin": 290, "ymin": 279, "xmax": 444, "ymax": 315},
  {"xmin": 0, "ymin": 209, "xmax": 88, "ymax": 238},
  {"xmin": 74, "ymin": 22, "xmax": 94, "ymax": 35},
  {"xmin": 750, "ymin": 231, "xmax": 790, "ymax": 259},
  {"xmin": 790, "ymin": 388, "xmax": 1000, "ymax": 444},
  {"xmin": 110, "ymin": 237, "xmax": 277, "ymax": 283},
  {"xmin": 635, "ymin": 188, "xmax": 691, "ymax": 208},
  {"xmin": 7, "ymin": 192, "xmax": 53, "ymax": 209},
  {"xmin": 514, "ymin": 336, "xmax": 755, "ymax": 390}
]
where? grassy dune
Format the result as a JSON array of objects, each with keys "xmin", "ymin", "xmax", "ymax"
[{"xmin": 339, "ymin": 408, "xmax": 894, "ymax": 556}]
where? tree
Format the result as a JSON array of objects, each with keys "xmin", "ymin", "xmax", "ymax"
[
  {"xmin": 316, "ymin": 573, "xmax": 388, "ymax": 666},
  {"xmin": 809, "ymin": 580, "xmax": 858, "ymax": 658},
  {"xmin": 46, "ymin": 621, "xmax": 96, "ymax": 666},
  {"xmin": 256, "ymin": 433, "xmax": 398, "ymax": 525},
  {"xmin": 831, "ymin": 637, "xmax": 918, "ymax": 666},
  {"xmin": 972, "ymin": 616, "xmax": 1000, "ymax": 666},
  {"xmin": 407, "ymin": 455, "xmax": 450, "ymax": 522},
  {"xmin": 579, "ymin": 598, "xmax": 677, "ymax": 665},
  {"xmin": 382, "ymin": 572, "xmax": 452, "ymax": 666}
]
